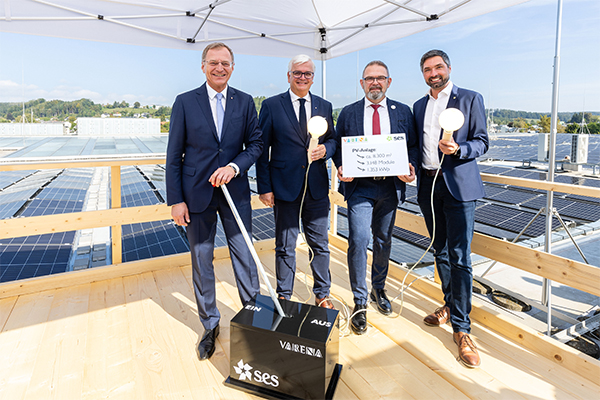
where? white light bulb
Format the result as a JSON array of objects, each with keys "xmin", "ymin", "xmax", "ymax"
[
  {"xmin": 306, "ymin": 116, "xmax": 328, "ymax": 164},
  {"xmin": 307, "ymin": 116, "xmax": 328, "ymax": 138},
  {"xmin": 439, "ymin": 108, "xmax": 465, "ymax": 141}
]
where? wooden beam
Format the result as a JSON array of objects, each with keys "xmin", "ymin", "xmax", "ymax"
[
  {"xmin": 0, "ymin": 253, "xmax": 191, "ymax": 299},
  {"xmin": 0, "ymin": 237, "xmax": 276, "ymax": 299},
  {"xmin": 332, "ymin": 190, "xmax": 599, "ymax": 296},
  {"xmin": 481, "ymin": 173, "xmax": 600, "ymax": 198},
  {"xmin": 0, "ymin": 205, "xmax": 172, "ymax": 239},
  {"xmin": 110, "ymin": 165, "xmax": 122, "ymax": 264},
  {"xmin": 391, "ymin": 209, "xmax": 600, "ymax": 297},
  {"xmin": 0, "ymin": 157, "xmax": 166, "ymax": 172},
  {"xmin": 470, "ymin": 232, "xmax": 600, "ymax": 296}
]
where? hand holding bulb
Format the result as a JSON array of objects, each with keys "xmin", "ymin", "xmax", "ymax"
[
  {"xmin": 307, "ymin": 116, "xmax": 328, "ymax": 163},
  {"xmin": 438, "ymin": 108, "xmax": 464, "ymax": 155}
]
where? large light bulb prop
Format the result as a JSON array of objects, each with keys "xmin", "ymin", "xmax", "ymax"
[
  {"xmin": 307, "ymin": 116, "xmax": 328, "ymax": 164},
  {"xmin": 439, "ymin": 108, "xmax": 465, "ymax": 141}
]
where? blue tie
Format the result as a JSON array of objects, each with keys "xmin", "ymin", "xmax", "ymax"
[{"xmin": 216, "ymin": 92, "xmax": 224, "ymax": 139}]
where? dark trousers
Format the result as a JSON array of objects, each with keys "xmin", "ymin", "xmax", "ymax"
[
  {"xmin": 417, "ymin": 171, "xmax": 476, "ymax": 334},
  {"xmin": 273, "ymin": 188, "xmax": 331, "ymax": 299},
  {"xmin": 346, "ymin": 178, "xmax": 398, "ymax": 304},
  {"xmin": 186, "ymin": 189, "xmax": 260, "ymax": 330}
]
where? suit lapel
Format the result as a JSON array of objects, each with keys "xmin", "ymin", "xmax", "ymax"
[
  {"xmin": 414, "ymin": 95, "xmax": 429, "ymax": 144},
  {"xmin": 354, "ymin": 99, "xmax": 365, "ymax": 136},
  {"xmin": 281, "ymin": 91, "xmax": 307, "ymax": 145},
  {"xmin": 195, "ymin": 84, "xmax": 219, "ymax": 142},
  {"xmin": 447, "ymin": 85, "xmax": 459, "ymax": 109}
]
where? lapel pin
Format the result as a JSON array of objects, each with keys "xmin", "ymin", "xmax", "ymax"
[{"xmin": 391, "ymin": 105, "xmax": 396, "ymax": 109}]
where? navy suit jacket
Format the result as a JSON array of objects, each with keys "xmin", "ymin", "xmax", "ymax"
[
  {"xmin": 413, "ymin": 85, "xmax": 488, "ymax": 202},
  {"xmin": 332, "ymin": 98, "xmax": 419, "ymax": 203},
  {"xmin": 166, "ymin": 83, "xmax": 263, "ymax": 213},
  {"xmin": 256, "ymin": 91, "xmax": 336, "ymax": 202}
]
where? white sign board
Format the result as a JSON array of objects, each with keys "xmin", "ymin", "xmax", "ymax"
[{"xmin": 341, "ymin": 134, "xmax": 409, "ymax": 178}]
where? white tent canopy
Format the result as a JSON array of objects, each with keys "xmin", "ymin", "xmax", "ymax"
[{"xmin": 1, "ymin": 0, "xmax": 529, "ymax": 60}]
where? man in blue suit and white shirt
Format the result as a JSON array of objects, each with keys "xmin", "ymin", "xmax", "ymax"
[
  {"xmin": 166, "ymin": 42, "xmax": 262, "ymax": 361},
  {"xmin": 413, "ymin": 49, "xmax": 488, "ymax": 368},
  {"xmin": 256, "ymin": 54, "xmax": 336, "ymax": 309},
  {"xmin": 332, "ymin": 60, "xmax": 419, "ymax": 334}
]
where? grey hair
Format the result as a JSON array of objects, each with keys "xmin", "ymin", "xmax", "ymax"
[
  {"xmin": 420, "ymin": 49, "xmax": 451, "ymax": 71},
  {"xmin": 288, "ymin": 54, "xmax": 315, "ymax": 72},
  {"xmin": 362, "ymin": 60, "xmax": 389, "ymax": 77}
]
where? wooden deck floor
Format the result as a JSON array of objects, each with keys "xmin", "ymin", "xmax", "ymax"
[{"xmin": 1, "ymin": 245, "xmax": 599, "ymax": 400}]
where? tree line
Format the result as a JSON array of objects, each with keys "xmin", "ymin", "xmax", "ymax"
[
  {"xmin": 1, "ymin": 99, "xmax": 598, "ymax": 134},
  {"xmin": 0, "ymin": 98, "xmax": 170, "ymax": 123}
]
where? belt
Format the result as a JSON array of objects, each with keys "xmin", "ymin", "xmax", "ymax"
[
  {"xmin": 372, "ymin": 176, "xmax": 386, "ymax": 181},
  {"xmin": 423, "ymin": 169, "xmax": 440, "ymax": 177}
]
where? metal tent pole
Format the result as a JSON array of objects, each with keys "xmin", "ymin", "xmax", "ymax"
[
  {"xmin": 543, "ymin": 0, "xmax": 564, "ymax": 336},
  {"xmin": 322, "ymin": 57, "xmax": 327, "ymax": 99}
]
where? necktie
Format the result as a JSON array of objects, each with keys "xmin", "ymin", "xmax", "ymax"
[
  {"xmin": 216, "ymin": 92, "xmax": 224, "ymax": 139},
  {"xmin": 371, "ymin": 104, "xmax": 381, "ymax": 135},
  {"xmin": 299, "ymin": 98, "xmax": 308, "ymax": 139}
]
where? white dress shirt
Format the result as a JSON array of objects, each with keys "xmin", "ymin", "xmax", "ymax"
[
  {"xmin": 422, "ymin": 81, "xmax": 453, "ymax": 170},
  {"xmin": 206, "ymin": 84, "xmax": 228, "ymax": 130},
  {"xmin": 363, "ymin": 97, "xmax": 391, "ymax": 136},
  {"xmin": 205, "ymin": 84, "xmax": 239, "ymax": 175},
  {"xmin": 289, "ymin": 89, "xmax": 312, "ymax": 125}
]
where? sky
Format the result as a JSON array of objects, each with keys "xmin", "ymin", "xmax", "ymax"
[{"xmin": 0, "ymin": 0, "xmax": 598, "ymax": 113}]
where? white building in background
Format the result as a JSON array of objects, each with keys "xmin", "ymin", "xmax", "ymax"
[
  {"xmin": 0, "ymin": 122, "xmax": 69, "ymax": 136},
  {"xmin": 77, "ymin": 118, "xmax": 161, "ymax": 136}
]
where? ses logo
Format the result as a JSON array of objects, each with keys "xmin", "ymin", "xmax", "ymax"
[{"xmin": 233, "ymin": 359, "xmax": 279, "ymax": 387}]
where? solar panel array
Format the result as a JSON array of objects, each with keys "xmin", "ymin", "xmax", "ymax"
[
  {"xmin": 0, "ymin": 168, "xmax": 93, "ymax": 281},
  {"xmin": 1, "ymin": 134, "xmax": 599, "ymax": 282},
  {"xmin": 486, "ymin": 133, "xmax": 600, "ymax": 164},
  {"xmin": 0, "ymin": 232, "xmax": 75, "ymax": 282},
  {"xmin": 119, "ymin": 166, "xmax": 189, "ymax": 263}
]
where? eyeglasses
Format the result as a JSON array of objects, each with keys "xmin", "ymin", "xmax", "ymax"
[
  {"xmin": 205, "ymin": 60, "xmax": 232, "ymax": 68},
  {"xmin": 291, "ymin": 71, "xmax": 315, "ymax": 79},
  {"xmin": 362, "ymin": 76, "xmax": 389, "ymax": 83}
]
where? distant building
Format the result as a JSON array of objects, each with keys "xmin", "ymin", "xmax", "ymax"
[
  {"xmin": 0, "ymin": 122, "xmax": 69, "ymax": 136},
  {"xmin": 77, "ymin": 117, "xmax": 161, "ymax": 136}
]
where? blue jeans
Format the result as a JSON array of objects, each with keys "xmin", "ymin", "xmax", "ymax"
[
  {"xmin": 346, "ymin": 178, "xmax": 398, "ymax": 304},
  {"xmin": 417, "ymin": 172, "xmax": 476, "ymax": 334}
]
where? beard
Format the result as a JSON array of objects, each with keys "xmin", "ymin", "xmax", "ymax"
[
  {"xmin": 427, "ymin": 75, "xmax": 449, "ymax": 90},
  {"xmin": 366, "ymin": 88, "xmax": 384, "ymax": 102}
]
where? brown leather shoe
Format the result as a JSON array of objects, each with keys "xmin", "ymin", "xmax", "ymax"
[
  {"xmin": 315, "ymin": 296, "xmax": 335, "ymax": 309},
  {"xmin": 453, "ymin": 332, "xmax": 481, "ymax": 368},
  {"xmin": 423, "ymin": 306, "xmax": 450, "ymax": 326}
]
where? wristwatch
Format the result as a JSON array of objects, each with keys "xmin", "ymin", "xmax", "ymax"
[{"xmin": 227, "ymin": 162, "xmax": 240, "ymax": 177}]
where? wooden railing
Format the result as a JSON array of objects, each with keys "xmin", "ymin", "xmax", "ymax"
[{"xmin": 1, "ymin": 158, "xmax": 599, "ymax": 296}]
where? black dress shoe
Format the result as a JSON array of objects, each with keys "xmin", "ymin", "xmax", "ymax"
[
  {"xmin": 350, "ymin": 303, "xmax": 367, "ymax": 335},
  {"xmin": 370, "ymin": 288, "xmax": 392, "ymax": 316},
  {"xmin": 197, "ymin": 325, "xmax": 220, "ymax": 360}
]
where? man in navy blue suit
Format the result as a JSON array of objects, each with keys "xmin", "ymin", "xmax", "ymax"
[
  {"xmin": 256, "ymin": 54, "xmax": 336, "ymax": 309},
  {"xmin": 166, "ymin": 42, "xmax": 262, "ymax": 361},
  {"xmin": 332, "ymin": 60, "xmax": 418, "ymax": 334},
  {"xmin": 413, "ymin": 49, "xmax": 489, "ymax": 368}
]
